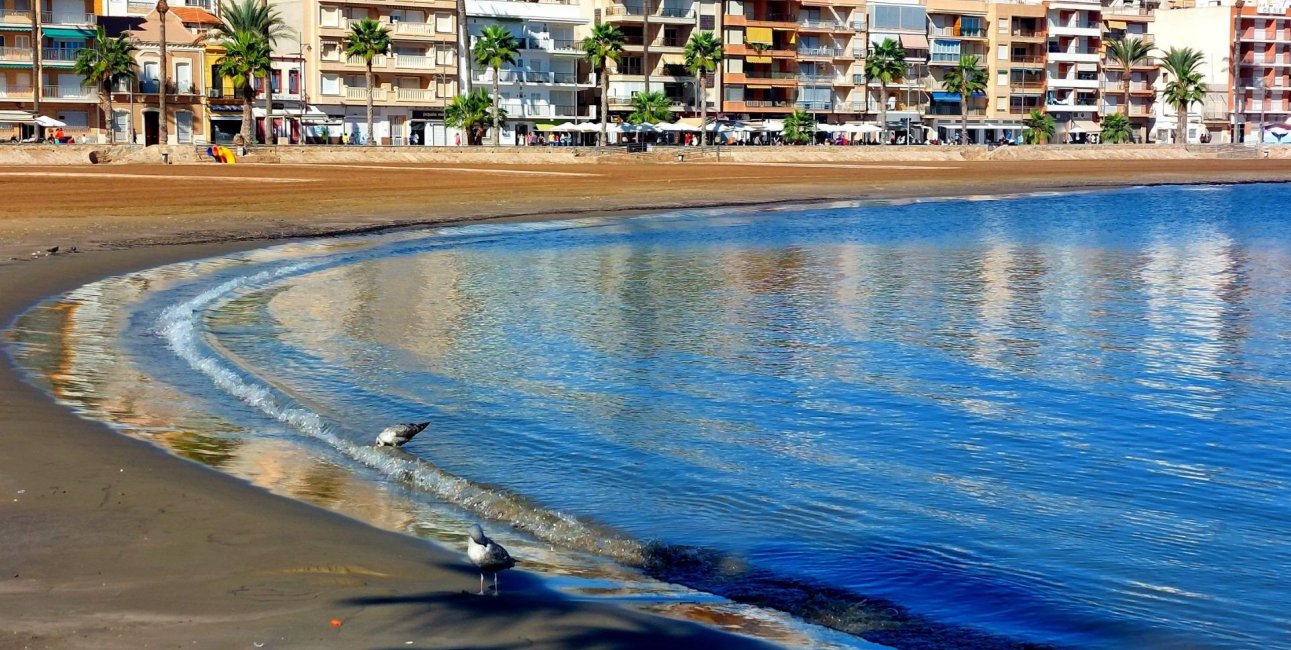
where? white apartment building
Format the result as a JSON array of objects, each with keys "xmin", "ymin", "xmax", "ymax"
[
  {"xmin": 467, "ymin": 0, "xmax": 592, "ymax": 144},
  {"xmin": 1045, "ymin": 0, "xmax": 1101, "ymax": 140},
  {"xmin": 1151, "ymin": 2, "xmax": 1233, "ymax": 144}
]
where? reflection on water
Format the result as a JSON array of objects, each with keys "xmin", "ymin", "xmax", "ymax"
[{"xmin": 7, "ymin": 185, "xmax": 1291, "ymax": 650}]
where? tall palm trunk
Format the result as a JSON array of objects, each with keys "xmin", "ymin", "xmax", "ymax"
[
  {"xmin": 642, "ymin": 0, "xmax": 651, "ymax": 101},
  {"xmin": 241, "ymin": 82, "xmax": 253, "ymax": 144},
  {"xmin": 699, "ymin": 71, "xmax": 708, "ymax": 150},
  {"xmin": 1176, "ymin": 100, "xmax": 1186, "ymax": 144},
  {"xmin": 365, "ymin": 63, "xmax": 375, "ymax": 145},
  {"xmin": 960, "ymin": 91, "xmax": 969, "ymax": 145},
  {"xmin": 264, "ymin": 70, "xmax": 273, "ymax": 145},
  {"xmin": 599, "ymin": 62, "xmax": 608, "ymax": 148},
  {"xmin": 879, "ymin": 82, "xmax": 888, "ymax": 144},
  {"xmin": 457, "ymin": 0, "xmax": 470, "ymax": 94},
  {"xmin": 106, "ymin": 91, "xmax": 115, "ymax": 144},
  {"xmin": 159, "ymin": 12, "xmax": 168, "ymax": 146},
  {"xmin": 1123, "ymin": 61, "xmax": 1131, "ymax": 125},
  {"xmin": 491, "ymin": 65, "xmax": 500, "ymax": 146}
]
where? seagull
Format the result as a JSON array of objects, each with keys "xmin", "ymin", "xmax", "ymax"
[
  {"xmin": 467, "ymin": 523, "xmax": 516, "ymax": 596},
  {"xmin": 375, "ymin": 422, "xmax": 429, "ymax": 447}
]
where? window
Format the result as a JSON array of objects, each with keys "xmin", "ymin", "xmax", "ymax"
[
  {"xmin": 868, "ymin": 4, "xmax": 925, "ymax": 31},
  {"xmin": 288, "ymin": 69, "xmax": 299, "ymax": 94},
  {"xmin": 320, "ymin": 5, "xmax": 340, "ymax": 27},
  {"xmin": 435, "ymin": 13, "xmax": 453, "ymax": 33},
  {"xmin": 700, "ymin": 14, "xmax": 715, "ymax": 30},
  {"xmin": 321, "ymin": 73, "xmax": 340, "ymax": 95},
  {"xmin": 270, "ymin": 70, "xmax": 281, "ymax": 93},
  {"xmin": 998, "ymin": 44, "xmax": 1008, "ymax": 60}
]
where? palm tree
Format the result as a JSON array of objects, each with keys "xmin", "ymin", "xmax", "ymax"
[
  {"xmin": 210, "ymin": 0, "xmax": 292, "ymax": 145},
  {"xmin": 473, "ymin": 25, "xmax": 519, "ymax": 146},
  {"xmin": 941, "ymin": 54, "xmax": 987, "ymax": 145},
  {"xmin": 783, "ymin": 109, "xmax": 815, "ymax": 144},
  {"xmin": 1022, "ymin": 108, "xmax": 1055, "ymax": 144},
  {"xmin": 1100, "ymin": 112, "xmax": 1132, "ymax": 144},
  {"xmin": 1160, "ymin": 46, "xmax": 1206, "ymax": 144},
  {"xmin": 216, "ymin": 30, "xmax": 271, "ymax": 145},
  {"xmin": 582, "ymin": 23, "xmax": 626, "ymax": 148},
  {"xmin": 1106, "ymin": 37, "xmax": 1154, "ymax": 141},
  {"xmin": 684, "ymin": 31, "xmax": 721, "ymax": 147},
  {"xmin": 445, "ymin": 89, "xmax": 502, "ymax": 145},
  {"xmin": 457, "ymin": 0, "xmax": 470, "ymax": 94},
  {"xmin": 865, "ymin": 38, "xmax": 905, "ymax": 143},
  {"xmin": 74, "ymin": 27, "xmax": 137, "ymax": 144},
  {"xmin": 345, "ymin": 18, "xmax": 391, "ymax": 146},
  {"xmin": 628, "ymin": 90, "xmax": 670, "ymax": 125}
]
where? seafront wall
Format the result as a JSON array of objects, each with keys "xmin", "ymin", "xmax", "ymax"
[{"xmin": 0, "ymin": 142, "xmax": 1284, "ymax": 165}]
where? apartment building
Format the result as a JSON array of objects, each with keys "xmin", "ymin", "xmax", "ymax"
[
  {"xmin": 302, "ymin": 0, "xmax": 458, "ymax": 144},
  {"xmin": 1151, "ymin": 1, "xmax": 1232, "ymax": 143},
  {"xmin": 0, "ymin": 0, "xmax": 102, "ymax": 140},
  {"xmin": 865, "ymin": 0, "xmax": 930, "ymax": 137},
  {"xmin": 1100, "ymin": 0, "xmax": 1156, "ymax": 141},
  {"xmin": 1233, "ymin": 0, "xmax": 1291, "ymax": 143},
  {"xmin": 1045, "ymin": 0, "xmax": 1101, "ymax": 140},
  {"xmin": 595, "ymin": 0, "xmax": 703, "ymax": 120},
  {"xmin": 926, "ymin": 0, "xmax": 989, "ymax": 139},
  {"xmin": 117, "ymin": 9, "xmax": 208, "ymax": 144},
  {"xmin": 468, "ymin": 0, "xmax": 593, "ymax": 144}
]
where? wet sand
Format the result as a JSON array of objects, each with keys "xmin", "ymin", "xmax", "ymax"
[{"xmin": 2, "ymin": 159, "xmax": 1290, "ymax": 649}]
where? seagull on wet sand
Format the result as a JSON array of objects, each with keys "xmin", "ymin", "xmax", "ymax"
[
  {"xmin": 467, "ymin": 523, "xmax": 516, "ymax": 596},
  {"xmin": 375, "ymin": 422, "xmax": 429, "ymax": 447}
]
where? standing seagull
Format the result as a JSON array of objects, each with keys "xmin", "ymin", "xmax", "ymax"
[
  {"xmin": 467, "ymin": 523, "xmax": 516, "ymax": 595},
  {"xmin": 375, "ymin": 422, "xmax": 430, "ymax": 447}
]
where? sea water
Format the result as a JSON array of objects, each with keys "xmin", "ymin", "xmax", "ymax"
[{"xmin": 7, "ymin": 184, "xmax": 1291, "ymax": 650}]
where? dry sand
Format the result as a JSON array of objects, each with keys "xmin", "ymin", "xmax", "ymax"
[{"xmin": 2, "ymin": 158, "xmax": 1290, "ymax": 650}]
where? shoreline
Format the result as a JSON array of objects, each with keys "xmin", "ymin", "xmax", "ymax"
[{"xmin": 2, "ymin": 162, "xmax": 1289, "ymax": 649}]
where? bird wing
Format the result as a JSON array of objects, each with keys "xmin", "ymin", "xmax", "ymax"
[{"xmin": 482, "ymin": 542, "xmax": 516, "ymax": 570}]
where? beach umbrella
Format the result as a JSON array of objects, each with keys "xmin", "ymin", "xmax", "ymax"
[
  {"xmin": 35, "ymin": 115, "xmax": 65, "ymax": 128},
  {"xmin": 552, "ymin": 122, "xmax": 579, "ymax": 132},
  {"xmin": 658, "ymin": 122, "xmax": 701, "ymax": 132}
]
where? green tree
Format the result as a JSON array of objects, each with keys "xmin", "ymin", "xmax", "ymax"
[
  {"xmin": 865, "ymin": 38, "xmax": 905, "ymax": 143},
  {"xmin": 445, "ymin": 89, "xmax": 503, "ymax": 145},
  {"xmin": 210, "ymin": 0, "xmax": 292, "ymax": 145},
  {"xmin": 344, "ymin": 18, "xmax": 391, "ymax": 146},
  {"xmin": 73, "ymin": 27, "xmax": 137, "ymax": 144},
  {"xmin": 1100, "ymin": 112, "xmax": 1132, "ymax": 144},
  {"xmin": 1160, "ymin": 46, "xmax": 1206, "ymax": 144},
  {"xmin": 684, "ymin": 31, "xmax": 722, "ymax": 147},
  {"xmin": 782, "ymin": 109, "xmax": 815, "ymax": 144},
  {"xmin": 215, "ymin": 30, "xmax": 271, "ymax": 145},
  {"xmin": 582, "ymin": 23, "xmax": 626, "ymax": 147},
  {"xmin": 941, "ymin": 54, "xmax": 987, "ymax": 144},
  {"xmin": 1022, "ymin": 108, "xmax": 1055, "ymax": 144},
  {"xmin": 473, "ymin": 25, "xmax": 519, "ymax": 146},
  {"xmin": 1106, "ymin": 37, "xmax": 1154, "ymax": 141},
  {"xmin": 628, "ymin": 90, "xmax": 670, "ymax": 124}
]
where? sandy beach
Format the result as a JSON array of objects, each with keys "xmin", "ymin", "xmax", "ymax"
[{"xmin": 3, "ymin": 158, "xmax": 1290, "ymax": 650}]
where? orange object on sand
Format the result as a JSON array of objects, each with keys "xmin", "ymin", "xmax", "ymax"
[{"xmin": 330, "ymin": 619, "xmax": 343, "ymax": 628}]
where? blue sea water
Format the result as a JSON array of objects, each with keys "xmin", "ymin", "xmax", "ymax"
[{"xmin": 8, "ymin": 184, "xmax": 1291, "ymax": 650}]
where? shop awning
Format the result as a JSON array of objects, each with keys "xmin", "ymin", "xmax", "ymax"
[
  {"xmin": 746, "ymin": 27, "xmax": 772, "ymax": 45},
  {"xmin": 0, "ymin": 109, "xmax": 35, "ymax": 124},
  {"xmin": 42, "ymin": 27, "xmax": 93, "ymax": 38},
  {"xmin": 901, "ymin": 33, "xmax": 930, "ymax": 50},
  {"xmin": 1069, "ymin": 120, "xmax": 1100, "ymax": 133}
]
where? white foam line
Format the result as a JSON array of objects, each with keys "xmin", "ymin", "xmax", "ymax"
[
  {"xmin": 0, "ymin": 171, "xmax": 316, "ymax": 183},
  {"xmin": 259, "ymin": 163, "xmax": 600, "ymax": 177},
  {"xmin": 714, "ymin": 162, "xmax": 959, "ymax": 170}
]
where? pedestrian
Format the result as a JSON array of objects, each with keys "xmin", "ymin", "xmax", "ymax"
[{"xmin": 455, "ymin": 132, "xmax": 462, "ymax": 146}]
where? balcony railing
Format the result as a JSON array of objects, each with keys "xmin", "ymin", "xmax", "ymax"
[
  {"xmin": 42, "ymin": 48, "xmax": 83, "ymax": 61},
  {"xmin": 1011, "ymin": 29, "xmax": 1043, "ymax": 38},
  {"xmin": 930, "ymin": 26, "xmax": 986, "ymax": 38},
  {"xmin": 798, "ymin": 19, "xmax": 845, "ymax": 30},
  {"xmin": 659, "ymin": 6, "xmax": 692, "ymax": 17},
  {"xmin": 41, "ymin": 11, "xmax": 95, "ymax": 25},
  {"xmin": 394, "ymin": 54, "xmax": 438, "ymax": 69},
  {"xmin": 0, "ymin": 46, "xmax": 32, "ymax": 62},
  {"xmin": 478, "ymin": 70, "xmax": 586, "ymax": 84},
  {"xmin": 744, "ymin": 99, "xmax": 793, "ymax": 107},
  {"xmin": 136, "ymin": 80, "xmax": 198, "ymax": 94},
  {"xmin": 42, "ymin": 84, "xmax": 93, "ymax": 99},
  {"xmin": 798, "ymin": 46, "xmax": 844, "ymax": 57},
  {"xmin": 394, "ymin": 21, "xmax": 437, "ymax": 36},
  {"xmin": 795, "ymin": 100, "xmax": 832, "ymax": 110},
  {"xmin": 743, "ymin": 71, "xmax": 798, "ymax": 80},
  {"xmin": 347, "ymin": 54, "xmax": 386, "ymax": 66},
  {"xmin": 346, "ymin": 86, "xmax": 388, "ymax": 100},
  {"xmin": 0, "ymin": 8, "xmax": 33, "ymax": 23},
  {"xmin": 0, "ymin": 85, "xmax": 34, "ymax": 98},
  {"xmin": 549, "ymin": 38, "xmax": 579, "ymax": 52},
  {"xmin": 396, "ymin": 87, "xmax": 436, "ymax": 100},
  {"xmin": 1010, "ymin": 80, "xmax": 1045, "ymax": 90},
  {"xmin": 1011, "ymin": 54, "xmax": 1045, "ymax": 65}
]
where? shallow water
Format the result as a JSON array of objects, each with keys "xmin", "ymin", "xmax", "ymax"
[{"xmin": 8, "ymin": 185, "xmax": 1291, "ymax": 650}]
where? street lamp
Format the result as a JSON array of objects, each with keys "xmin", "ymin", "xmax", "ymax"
[{"xmin": 157, "ymin": 0, "xmax": 169, "ymax": 150}]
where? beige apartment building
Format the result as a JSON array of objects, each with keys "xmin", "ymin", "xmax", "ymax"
[
  {"xmin": 284, "ymin": 0, "xmax": 459, "ymax": 145},
  {"xmin": 593, "ymin": 0, "xmax": 706, "ymax": 120}
]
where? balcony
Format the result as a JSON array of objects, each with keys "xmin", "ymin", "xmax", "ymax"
[
  {"xmin": 346, "ymin": 86, "xmax": 388, "ymax": 100},
  {"xmin": 547, "ymin": 39, "xmax": 581, "ymax": 54},
  {"xmin": 0, "ymin": 46, "xmax": 33, "ymax": 63},
  {"xmin": 1048, "ymin": 76, "xmax": 1100, "ymax": 89},
  {"xmin": 42, "ymin": 48, "xmax": 84, "ymax": 64},
  {"xmin": 137, "ymin": 80, "xmax": 199, "ymax": 94},
  {"xmin": 1047, "ymin": 47, "xmax": 1100, "ymax": 63},
  {"xmin": 394, "ymin": 54, "xmax": 441, "ymax": 69},
  {"xmin": 798, "ymin": 19, "xmax": 846, "ymax": 31},
  {"xmin": 1011, "ymin": 54, "xmax": 1046, "ymax": 66},
  {"xmin": 0, "ymin": 85, "xmax": 33, "ymax": 98},
  {"xmin": 394, "ymin": 21, "xmax": 440, "ymax": 37},
  {"xmin": 0, "ymin": 8, "xmax": 32, "ymax": 24},
  {"xmin": 930, "ymin": 26, "xmax": 988, "ymax": 39},
  {"xmin": 1049, "ymin": 21, "xmax": 1101, "ymax": 37},
  {"xmin": 1010, "ymin": 80, "xmax": 1046, "ymax": 91},
  {"xmin": 1010, "ymin": 29, "xmax": 1046, "ymax": 40},
  {"xmin": 347, "ymin": 54, "xmax": 387, "ymax": 67},
  {"xmin": 42, "ymin": 84, "xmax": 93, "ymax": 100},
  {"xmin": 798, "ymin": 46, "xmax": 844, "ymax": 59},
  {"xmin": 795, "ymin": 100, "xmax": 832, "ymax": 111},
  {"xmin": 927, "ymin": 105, "xmax": 986, "ymax": 116},
  {"xmin": 396, "ymin": 87, "xmax": 437, "ymax": 101},
  {"xmin": 477, "ymin": 70, "xmax": 589, "ymax": 85},
  {"xmin": 41, "ymin": 11, "xmax": 95, "ymax": 25}
]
